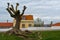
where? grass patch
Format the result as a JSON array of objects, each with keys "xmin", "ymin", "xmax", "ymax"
[
  {"xmin": 0, "ymin": 33, "xmax": 24, "ymax": 40},
  {"xmin": 0, "ymin": 32, "xmax": 41, "ymax": 40},
  {"xmin": 0, "ymin": 30, "xmax": 60, "ymax": 40},
  {"xmin": 41, "ymin": 31, "xmax": 60, "ymax": 40}
]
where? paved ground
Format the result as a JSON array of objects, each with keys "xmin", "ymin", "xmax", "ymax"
[{"xmin": 0, "ymin": 26, "xmax": 60, "ymax": 32}]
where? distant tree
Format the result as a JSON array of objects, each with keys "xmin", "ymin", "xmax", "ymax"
[
  {"xmin": 50, "ymin": 21, "xmax": 53, "ymax": 27},
  {"xmin": 34, "ymin": 18, "xmax": 44, "ymax": 27}
]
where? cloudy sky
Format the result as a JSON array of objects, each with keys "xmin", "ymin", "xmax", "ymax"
[{"xmin": 0, "ymin": 0, "xmax": 60, "ymax": 24}]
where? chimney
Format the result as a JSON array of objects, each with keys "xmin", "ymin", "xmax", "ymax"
[{"xmin": 7, "ymin": 20, "xmax": 8, "ymax": 23}]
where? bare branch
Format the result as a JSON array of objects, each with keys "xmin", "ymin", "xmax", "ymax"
[
  {"xmin": 21, "ymin": 6, "xmax": 27, "ymax": 16},
  {"xmin": 11, "ymin": 5, "xmax": 14, "ymax": 11},
  {"xmin": 6, "ymin": 8, "xmax": 15, "ymax": 18},
  {"xmin": 16, "ymin": 10, "xmax": 20, "ymax": 15},
  {"xmin": 24, "ymin": 6, "xmax": 27, "ymax": 11},
  {"xmin": 6, "ymin": 8, "xmax": 11, "ymax": 14},
  {"xmin": 10, "ymin": 7, "xmax": 15, "ymax": 14},
  {"xmin": 7, "ymin": 3, "xmax": 10, "ymax": 8},
  {"xmin": 16, "ymin": 3, "xmax": 19, "ymax": 11},
  {"xmin": 14, "ymin": 10, "xmax": 20, "ymax": 17}
]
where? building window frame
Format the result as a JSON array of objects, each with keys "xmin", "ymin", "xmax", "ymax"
[
  {"xmin": 29, "ymin": 24, "xmax": 32, "ymax": 27},
  {"xmin": 22, "ymin": 24, "xmax": 25, "ymax": 28}
]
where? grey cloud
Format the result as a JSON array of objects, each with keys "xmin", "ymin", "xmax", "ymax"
[{"xmin": 0, "ymin": 0, "xmax": 60, "ymax": 23}]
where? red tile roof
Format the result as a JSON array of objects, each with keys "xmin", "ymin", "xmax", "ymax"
[
  {"xmin": 22, "ymin": 15, "xmax": 33, "ymax": 20},
  {"xmin": 14, "ymin": 15, "xmax": 33, "ymax": 20},
  {"xmin": 52, "ymin": 23, "xmax": 60, "ymax": 26},
  {"xmin": 0, "ymin": 22, "xmax": 13, "ymax": 28}
]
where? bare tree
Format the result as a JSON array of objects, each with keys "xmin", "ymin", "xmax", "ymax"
[{"xmin": 6, "ymin": 3, "xmax": 28, "ymax": 37}]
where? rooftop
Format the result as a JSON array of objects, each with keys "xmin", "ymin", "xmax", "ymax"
[
  {"xmin": 52, "ymin": 22, "xmax": 60, "ymax": 26},
  {"xmin": 0, "ymin": 22, "xmax": 13, "ymax": 28},
  {"xmin": 22, "ymin": 15, "xmax": 33, "ymax": 20}
]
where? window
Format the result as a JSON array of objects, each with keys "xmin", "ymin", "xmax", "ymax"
[
  {"xmin": 22, "ymin": 24, "xmax": 25, "ymax": 28},
  {"xmin": 29, "ymin": 24, "xmax": 32, "ymax": 27}
]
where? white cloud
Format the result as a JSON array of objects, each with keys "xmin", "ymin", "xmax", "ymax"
[
  {"xmin": 41, "ymin": 16, "xmax": 60, "ymax": 20},
  {"xmin": 25, "ymin": 0, "xmax": 60, "ymax": 10}
]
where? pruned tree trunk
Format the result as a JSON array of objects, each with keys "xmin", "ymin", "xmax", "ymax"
[
  {"xmin": 15, "ymin": 17, "xmax": 20, "ymax": 30},
  {"xmin": 6, "ymin": 3, "xmax": 33, "ymax": 39},
  {"xmin": 6, "ymin": 3, "xmax": 28, "ymax": 36}
]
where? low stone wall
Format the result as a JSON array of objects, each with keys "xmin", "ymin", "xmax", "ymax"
[
  {"xmin": 21, "ymin": 26, "xmax": 60, "ymax": 31},
  {"xmin": 0, "ymin": 26, "xmax": 60, "ymax": 32}
]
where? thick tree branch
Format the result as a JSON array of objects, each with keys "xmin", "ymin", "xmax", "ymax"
[
  {"xmin": 7, "ymin": 3, "xmax": 15, "ymax": 14},
  {"xmin": 11, "ymin": 5, "xmax": 15, "ymax": 13},
  {"xmin": 10, "ymin": 7, "xmax": 15, "ymax": 14},
  {"xmin": 6, "ymin": 8, "xmax": 12, "ymax": 15},
  {"xmin": 21, "ymin": 10, "xmax": 24, "ymax": 16},
  {"xmin": 21, "ymin": 6, "xmax": 27, "ymax": 16},
  {"xmin": 7, "ymin": 3, "xmax": 9, "ymax": 8},
  {"xmin": 16, "ymin": 3, "xmax": 19, "ymax": 11},
  {"xmin": 6, "ymin": 8, "xmax": 15, "ymax": 18},
  {"xmin": 11, "ymin": 5, "xmax": 14, "ymax": 11},
  {"xmin": 15, "ymin": 10, "xmax": 20, "ymax": 16}
]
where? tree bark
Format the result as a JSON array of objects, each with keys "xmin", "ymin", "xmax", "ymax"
[{"xmin": 15, "ymin": 18, "xmax": 21, "ymax": 30}]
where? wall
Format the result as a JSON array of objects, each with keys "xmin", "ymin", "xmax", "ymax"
[{"xmin": 13, "ymin": 20, "xmax": 34, "ymax": 28}]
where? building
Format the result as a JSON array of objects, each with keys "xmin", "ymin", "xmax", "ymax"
[
  {"xmin": 52, "ymin": 22, "xmax": 60, "ymax": 26},
  {"xmin": 13, "ymin": 15, "xmax": 34, "ymax": 28},
  {"xmin": 0, "ymin": 22, "xmax": 13, "ymax": 28}
]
